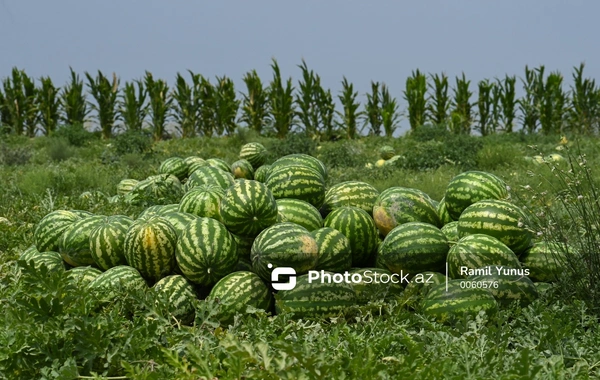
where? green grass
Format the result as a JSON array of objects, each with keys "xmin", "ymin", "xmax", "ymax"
[{"xmin": 2, "ymin": 132, "xmax": 600, "ymax": 378}]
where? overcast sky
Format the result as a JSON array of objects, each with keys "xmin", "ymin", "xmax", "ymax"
[{"xmin": 1, "ymin": 1, "xmax": 598, "ymax": 132}]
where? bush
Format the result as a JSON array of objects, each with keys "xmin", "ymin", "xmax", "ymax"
[
  {"xmin": 52, "ymin": 124, "xmax": 95, "ymax": 147},
  {"xmin": 45, "ymin": 138, "xmax": 74, "ymax": 162},
  {"xmin": 406, "ymin": 123, "xmax": 451, "ymax": 142},
  {"xmin": 317, "ymin": 141, "xmax": 370, "ymax": 168},
  {"xmin": 397, "ymin": 134, "xmax": 482, "ymax": 171},
  {"xmin": 111, "ymin": 130, "xmax": 153, "ymax": 155},
  {"xmin": 266, "ymin": 133, "xmax": 317, "ymax": 160},
  {"xmin": 0, "ymin": 144, "xmax": 32, "ymax": 165}
]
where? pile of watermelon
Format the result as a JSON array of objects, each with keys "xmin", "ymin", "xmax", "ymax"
[{"xmin": 21, "ymin": 141, "xmax": 565, "ymax": 325}]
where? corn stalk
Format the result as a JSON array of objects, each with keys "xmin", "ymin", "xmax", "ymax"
[
  {"xmin": 0, "ymin": 88, "xmax": 8, "ymax": 133},
  {"xmin": 171, "ymin": 72, "xmax": 199, "ymax": 138},
  {"xmin": 450, "ymin": 73, "xmax": 473, "ymax": 134},
  {"xmin": 239, "ymin": 70, "xmax": 270, "ymax": 134},
  {"xmin": 476, "ymin": 79, "xmax": 494, "ymax": 136},
  {"xmin": 1, "ymin": 68, "xmax": 35, "ymax": 136},
  {"xmin": 381, "ymin": 83, "xmax": 400, "ymax": 138},
  {"xmin": 198, "ymin": 76, "xmax": 216, "ymax": 137},
  {"xmin": 295, "ymin": 60, "xmax": 321, "ymax": 137},
  {"xmin": 317, "ymin": 86, "xmax": 336, "ymax": 140},
  {"xmin": 120, "ymin": 79, "xmax": 147, "ymax": 132},
  {"xmin": 498, "ymin": 75, "xmax": 516, "ymax": 133},
  {"xmin": 144, "ymin": 71, "xmax": 172, "ymax": 140},
  {"xmin": 60, "ymin": 68, "xmax": 88, "ymax": 127},
  {"xmin": 428, "ymin": 72, "xmax": 450, "ymax": 126},
  {"xmin": 404, "ymin": 69, "xmax": 428, "ymax": 130},
  {"xmin": 214, "ymin": 76, "xmax": 240, "ymax": 136},
  {"xmin": 539, "ymin": 71, "xmax": 566, "ymax": 135},
  {"xmin": 37, "ymin": 76, "xmax": 61, "ymax": 135},
  {"xmin": 268, "ymin": 59, "xmax": 296, "ymax": 138},
  {"xmin": 364, "ymin": 82, "xmax": 382, "ymax": 136},
  {"xmin": 569, "ymin": 63, "xmax": 600, "ymax": 134},
  {"xmin": 519, "ymin": 65, "xmax": 545, "ymax": 134},
  {"xmin": 86, "ymin": 71, "xmax": 119, "ymax": 139},
  {"xmin": 337, "ymin": 77, "xmax": 362, "ymax": 139}
]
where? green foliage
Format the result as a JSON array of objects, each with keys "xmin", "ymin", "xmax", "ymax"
[
  {"xmin": 476, "ymin": 79, "xmax": 496, "ymax": 136},
  {"xmin": 51, "ymin": 124, "xmax": 95, "ymax": 147},
  {"xmin": 295, "ymin": 60, "xmax": 321, "ymax": 138},
  {"xmin": 428, "ymin": 72, "xmax": 450, "ymax": 125},
  {"xmin": 401, "ymin": 130, "xmax": 483, "ymax": 170},
  {"xmin": 85, "ymin": 70, "xmax": 120, "ymax": 139},
  {"xmin": 404, "ymin": 69, "xmax": 428, "ymax": 130},
  {"xmin": 268, "ymin": 59, "xmax": 296, "ymax": 138},
  {"xmin": 214, "ymin": 75, "xmax": 240, "ymax": 136},
  {"xmin": 111, "ymin": 129, "xmax": 154, "ymax": 155},
  {"xmin": 0, "ymin": 142, "xmax": 32, "ymax": 165},
  {"xmin": 120, "ymin": 79, "xmax": 148, "ymax": 132},
  {"xmin": 171, "ymin": 71, "xmax": 199, "ymax": 138},
  {"xmin": 60, "ymin": 68, "xmax": 89, "ymax": 127},
  {"xmin": 266, "ymin": 132, "xmax": 316, "ymax": 159},
  {"xmin": 499, "ymin": 75, "xmax": 517, "ymax": 133},
  {"xmin": 451, "ymin": 73, "xmax": 473, "ymax": 134},
  {"xmin": 364, "ymin": 81, "xmax": 382, "ymax": 136},
  {"xmin": 198, "ymin": 76, "xmax": 216, "ymax": 137},
  {"xmin": 45, "ymin": 138, "xmax": 75, "ymax": 162},
  {"xmin": 145, "ymin": 71, "xmax": 172, "ymax": 141},
  {"xmin": 381, "ymin": 84, "xmax": 400, "ymax": 138},
  {"xmin": 317, "ymin": 140, "xmax": 370, "ymax": 169},
  {"xmin": 37, "ymin": 76, "xmax": 61, "ymax": 136},
  {"xmin": 337, "ymin": 77, "xmax": 362, "ymax": 139},
  {"xmin": 1, "ymin": 68, "xmax": 38, "ymax": 136},
  {"xmin": 569, "ymin": 63, "xmax": 600, "ymax": 134},
  {"xmin": 239, "ymin": 70, "xmax": 270, "ymax": 135}
]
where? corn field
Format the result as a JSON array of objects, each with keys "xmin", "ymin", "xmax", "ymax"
[{"xmin": 0, "ymin": 60, "xmax": 599, "ymax": 139}]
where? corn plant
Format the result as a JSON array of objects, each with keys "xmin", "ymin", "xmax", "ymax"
[
  {"xmin": 0, "ymin": 88, "xmax": 8, "ymax": 133},
  {"xmin": 268, "ymin": 59, "xmax": 296, "ymax": 138},
  {"xmin": 1, "ymin": 68, "xmax": 30, "ymax": 136},
  {"xmin": 60, "ymin": 68, "xmax": 88, "ymax": 127},
  {"xmin": 381, "ymin": 83, "xmax": 400, "ymax": 138},
  {"xmin": 119, "ymin": 79, "xmax": 147, "ymax": 132},
  {"xmin": 569, "ymin": 63, "xmax": 600, "ymax": 134},
  {"xmin": 239, "ymin": 70, "xmax": 270, "ymax": 134},
  {"xmin": 317, "ymin": 86, "xmax": 336, "ymax": 140},
  {"xmin": 490, "ymin": 83, "xmax": 502, "ymax": 134},
  {"xmin": 404, "ymin": 69, "xmax": 428, "ymax": 130},
  {"xmin": 214, "ymin": 76, "xmax": 240, "ymax": 136},
  {"xmin": 144, "ymin": 71, "xmax": 172, "ymax": 141},
  {"xmin": 498, "ymin": 75, "xmax": 517, "ymax": 133},
  {"xmin": 476, "ymin": 79, "xmax": 495, "ymax": 136},
  {"xmin": 337, "ymin": 77, "xmax": 362, "ymax": 139},
  {"xmin": 364, "ymin": 81, "xmax": 382, "ymax": 136},
  {"xmin": 21, "ymin": 72, "xmax": 39, "ymax": 137},
  {"xmin": 295, "ymin": 60, "xmax": 321, "ymax": 137},
  {"xmin": 428, "ymin": 72, "xmax": 450, "ymax": 126},
  {"xmin": 450, "ymin": 73, "xmax": 473, "ymax": 134},
  {"xmin": 519, "ymin": 65, "xmax": 545, "ymax": 134},
  {"xmin": 37, "ymin": 76, "xmax": 60, "ymax": 136},
  {"xmin": 85, "ymin": 71, "xmax": 119, "ymax": 139},
  {"xmin": 539, "ymin": 71, "xmax": 566, "ymax": 135},
  {"xmin": 171, "ymin": 72, "xmax": 199, "ymax": 138},
  {"xmin": 198, "ymin": 76, "xmax": 216, "ymax": 137}
]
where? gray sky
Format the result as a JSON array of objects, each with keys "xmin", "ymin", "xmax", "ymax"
[{"xmin": 1, "ymin": 1, "xmax": 598, "ymax": 132}]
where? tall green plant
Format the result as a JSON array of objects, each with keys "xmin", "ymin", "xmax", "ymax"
[
  {"xmin": 450, "ymin": 73, "xmax": 473, "ymax": 134},
  {"xmin": 490, "ymin": 83, "xmax": 502, "ymax": 134},
  {"xmin": 381, "ymin": 83, "xmax": 400, "ymax": 138},
  {"xmin": 569, "ymin": 63, "xmax": 600, "ymax": 134},
  {"xmin": 2, "ymin": 68, "xmax": 29, "ymax": 136},
  {"xmin": 404, "ymin": 69, "xmax": 428, "ymax": 130},
  {"xmin": 198, "ymin": 76, "xmax": 216, "ymax": 137},
  {"xmin": 268, "ymin": 59, "xmax": 296, "ymax": 138},
  {"xmin": 144, "ymin": 71, "xmax": 172, "ymax": 141},
  {"xmin": 476, "ymin": 79, "xmax": 494, "ymax": 136},
  {"xmin": 60, "ymin": 68, "xmax": 88, "ymax": 127},
  {"xmin": 37, "ymin": 76, "xmax": 60, "ymax": 136},
  {"xmin": 428, "ymin": 73, "xmax": 450, "ymax": 126},
  {"xmin": 214, "ymin": 76, "xmax": 240, "ymax": 136},
  {"xmin": 539, "ymin": 71, "xmax": 566, "ymax": 135},
  {"xmin": 337, "ymin": 77, "xmax": 362, "ymax": 139},
  {"xmin": 171, "ymin": 72, "xmax": 198, "ymax": 138},
  {"xmin": 317, "ymin": 86, "xmax": 336, "ymax": 140},
  {"xmin": 0, "ymin": 88, "xmax": 8, "ymax": 133},
  {"xmin": 364, "ymin": 81, "xmax": 382, "ymax": 136},
  {"xmin": 295, "ymin": 60, "xmax": 321, "ymax": 137},
  {"xmin": 519, "ymin": 65, "xmax": 545, "ymax": 134},
  {"xmin": 21, "ymin": 72, "xmax": 39, "ymax": 137},
  {"xmin": 119, "ymin": 79, "xmax": 147, "ymax": 132},
  {"xmin": 239, "ymin": 70, "xmax": 270, "ymax": 135},
  {"xmin": 85, "ymin": 71, "xmax": 119, "ymax": 139},
  {"xmin": 498, "ymin": 75, "xmax": 517, "ymax": 133}
]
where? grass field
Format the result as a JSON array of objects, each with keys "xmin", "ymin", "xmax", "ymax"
[{"xmin": 2, "ymin": 128, "xmax": 600, "ymax": 379}]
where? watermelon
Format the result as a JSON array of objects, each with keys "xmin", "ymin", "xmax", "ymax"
[
  {"xmin": 153, "ymin": 274, "xmax": 197, "ymax": 324},
  {"xmin": 206, "ymin": 158, "xmax": 231, "ymax": 173},
  {"xmin": 436, "ymin": 196, "xmax": 454, "ymax": 225},
  {"xmin": 186, "ymin": 166, "xmax": 235, "ymax": 191},
  {"xmin": 186, "ymin": 157, "xmax": 209, "ymax": 174},
  {"xmin": 239, "ymin": 142, "xmax": 268, "ymax": 169},
  {"xmin": 59, "ymin": 215, "xmax": 105, "ymax": 267},
  {"xmin": 378, "ymin": 222, "xmax": 449, "ymax": 275},
  {"xmin": 116, "ymin": 179, "xmax": 139, "ymax": 196},
  {"xmin": 159, "ymin": 156, "xmax": 188, "ymax": 181},
  {"xmin": 403, "ymin": 271, "xmax": 446, "ymax": 299},
  {"xmin": 219, "ymin": 179, "xmax": 278, "ymax": 238},
  {"xmin": 18, "ymin": 250, "xmax": 64, "ymax": 273},
  {"xmin": 160, "ymin": 212, "xmax": 198, "ymax": 237},
  {"xmin": 66, "ymin": 266, "xmax": 103, "ymax": 287},
  {"xmin": 127, "ymin": 174, "xmax": 183, "ymax": 205},
  {"xmin": 123, "ymin": 216, "xmax": 178, "ymax": 282},
  {"xmin": 320, "ymin": 181, "xmax": 379, "ymax": 217},
  {"xmin": 19, "ymin": 245, "xmax": 40, "ymax": 261},
  {"xmin": 179, "ymin": 184, "xmax": 224, "ymax": 221},
  {"xmin": 373, "ymin": 187, "xmax": 441, "ymax": 236},
  {"xmin": 379, "ymin": 145, "xmax": 396, "ymax": 160},
  {"xmin": 233, "ymin": 234, "xmax": 254, "ymax": 261},
  {"xmin": 467, "ymin": 265, "xmax": 538, "ymax": 306},
  {"xmin": 276, "ymin": 198, "xmax": 323, "ymax": 231},
  {"xmin": 34, "ymin": 210, "xmax": 82, "ymax": 252},
  {"xmin": 265, "ymin": 164, "xmax": 326, "ymax": 208},
  {"xmin": 176, "ymin": 217, "xmax": 238, "ymax": 286},
  {"xmin": 89, "ymin": 215, "xmax": 134, "ymax": 271},
  {"xmin": 441, "ymin": 221, "xmax": 459, "ymax": 244},
  {"xmin": 444, "ymin": 171, "xmax": 509, "ymax": 220},
  {"xmin": 421, "ymin": 280, "xmax": 498, "ymax": 323},
  {"xmin": 323, "ymin": 207, "xmax": 379, "ymax": 267},
  {"xmin": 520, "ymin": 241, "xmax": 566, "ymax": 282},
  {"xmin": 270, "ymin": 154, "xmax": 327, "ymax": 181},
  {"xmin": 447, "ymin": 234, "xmax": 521, "ymax": 279},
  {"xmin": 137, "ymin": 204, "xmax": 179, "ymax": 219},
  {"xmin": 88, "ymin": 265, "xmax": 147, "ymax": 302},
  {"xmin": 348, "ymin": 267, "xmax": 403, "ymax": 304},
  {"xmin": 311, "ymin": 227, "xmax": 352, "ymax": 273},
  {"xmin": 254, "ymin": 164, "xmax": 271, "ymax": 183},
  {"xmin": 208, "ymin": 271, "xmax": 273, "ymax": 323},
  {"xmin": 231, "ymin": 159, "xmax": 255, "ymax": 180},
  {"xmin": 251, "ymin": 222, "xmax": 319, "ymax": 282},
  {"xmin": 275, "ymin": 273, "xmax": 356, "ymax": 318},
  {"xmin": 457, "ymin": 199, "xmax": 533, "ymax": 255}
]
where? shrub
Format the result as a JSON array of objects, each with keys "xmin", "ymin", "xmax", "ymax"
[
  {"xmin": 317, "ymin": 141, "xmax": 370, "ymax": 168},
  {"xmin": 45, "ymin": 138, "xmax": 74, "ymax": 162},
  {"xmin": 0, "ymin": 144, "xmax": 32, "ymax": 165},
  {"xmin": 51, "ymin": 124, "xmax": 95, "ymax": 147},
  {"xmin": 111, "ymin": 130, "xmax": 153, "ymax": 155},
  {"xmin": 266, "ymin": 132, "xmax": 316, "ymax": 160}
]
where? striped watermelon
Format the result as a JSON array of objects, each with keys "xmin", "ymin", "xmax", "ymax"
[
  {"xmin": 444, "ymin": 171, "xmax": 510, "ymax": 220},
  {"xmin": 19, "ymin": 245, "xmax": 40, "ymax": 261},
  {"xmin": 373, "ymin": 187, "xmax": 441, "ymax": 236},
  {"xmin": 206, "ymin": 158, "xmax": 231, "ymax": 173},
  {"xmin": 421, "ymin": 280, "xmax": 498, "ymax": 323},
  {"xmin": 379, "ymin": 145, "xmax": 396, "ymax": 160},
  {"xmin": 436, "ymin": 196, "xmax": 454, "ymax": 225},
  {"xmin": 137, "ymin": 204, "xmax": 179, "ymax": 220},
  {"xmin": 270, "ymin": 154, "xmax": 327, "ymax": 180},
  {"xmin": 275, "ymin": 273, "xmax": 356, "ymax": 318},
  {"xmin": 176, "ymin": 217, "xmax": 238, "ymax": 286},
  {"xmin": 186, "ymin": 157, "xmax": 209, "ymax": 175},
  {"xmin": 520, "ymin": 241, "xmax": 565, "ymax": 282},
  {"xmin": 276, "ymin": 198, "xmax": 323, "ymax": 231},
  {"xmin": 18, "ymin": 250, "xmax": 65, "ymax": 273},
  {"xmin": 208, "ymin": 271, "xmax": 273, "ymax": 323},
  {"xmin": 231, "ymin": 159, "xmax": 255, "ymax": 180},
  {"xmin": 457, "ymin": 199, "xmax": 533, "ymax": 255},
  {"xmin": 179, "ymin": 184, "xmax": 224, "ymax": 221},
  {"xmin": 311, "ymin": 227, "xmax": 352, "ymax": 272},
  {"xmin": 123, "ymin": 216, "xmax": 178, "ymax": 282},
  {"xmin": 219, "ymin": 179, "xmax": 278, "ymax": 238},
  {"xmin": 59, "ymin": 215, "xmax": 105, "ymax": 267},
  {"xmin": 186, "ymin": 166, "xmax": 235, "ymax": 191},
  {"xmin": 254, "ymin": 164, "xmax": 271, "ymax": 183},
  {"xmin": 441, "ymin": 221, "xmax": 459, "ymax": 244},
  {"xmin": 34, "ymin": 210, "xmax": 82, "ymax": 252},
  {"xmin": 88, "ymin": 265, "xmax": 147, "ymax": 301},
  {"xmin": 265, "ymin": 164, "xmax": 326, "ymax": 208},
  {"xmin": 239, "ymin": 142, "xmax": 268, "ymax": 169},
  {"xmin": 323, "ymin": 207, "xmax": 379, "ymax": 267},
  {"xmin": 89, "ymin": 215, "xmax": 134, "ymax": 271},
  {"xmin": 378, "ymin": 222, "xmax": 449, "ymax": 275},
  {"xmin": 153, "ymin": 274, "xmax": 197, "ymax": 324},
  {"xmin": 233, "ymin": 234, "xmax": 254, "ymax": 261},
  {"xmin": 403, "ymin": 271, "xmax": 446, "ymax": 299},
  {"xmin": 467, "ymin": 265, "xmax": 538, "ymax": 306},
  {"xmin": 159, "ymin": 156, "xmax": 188, "ymax": 181},
  {"xmin": 71, "ymin": 210, "xmax": 95, "ymax": 218},
  {"xmin": 117, "ymin": 179, "xmax": 139, "ymax": 196},
  {"xmin": 127, "ymin": 174, "xmax": 183, "ymax": 205},
  {"xmin": 251, "ymin": 222, "xmax": 319, "ymax": 282},
  {"xmin": 320, "ymin": 181, "xmax": 379, "ymax": 217},
  {"xmin": 348, "ymin": 267, "xmax": 403, "ymax": 304},
  {"xmin": 447, "ymin": 234, "xmax": 521, "ymax": 279},
  {"xmin": 66, "ymin": 266, "xmax": 102, "ymax": 287},
  {"xmin": 160, "ymin": 212, "xmax": 198, "ymax": 237}
]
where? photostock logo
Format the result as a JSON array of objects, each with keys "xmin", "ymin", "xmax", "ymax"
[{"xmin": 269, "ymin": 263, "xmax": 297, "ymax": 290}]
